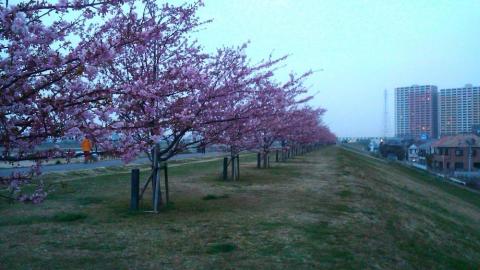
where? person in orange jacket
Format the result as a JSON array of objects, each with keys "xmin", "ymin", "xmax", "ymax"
[{"xmin": 81, "ymin": 136, "xmax": 93, "ymax": 163}]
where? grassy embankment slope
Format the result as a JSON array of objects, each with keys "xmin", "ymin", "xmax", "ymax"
[{"xmin": 1, "ymin": 147, "xmax": 479, "ymax": 269}]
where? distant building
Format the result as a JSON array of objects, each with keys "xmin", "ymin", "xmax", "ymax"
[
  {"xmin": 379, "ymin": 138, "xmax": 408, "ymax": 161},
  {"xmin": 368, "ymin": 138, "xmax": 381, "ymax": 153},
  {"xmin": 439, "ymin": 84, "xmax": 480, "ymax": 137},
  {"xmin": 395, "ymin": 85, "xmax": 438, "ymax": 140},
  {"xmin": 417, "ymin": 139, "xmax": 437, "ymax": 167},
  {"xmin": 407, "ymin": 144, "xmax": 419, "ymax": 163},
  {"xmin": 431, "ymin": 134, "xmax": 480, "ymax": 172}
]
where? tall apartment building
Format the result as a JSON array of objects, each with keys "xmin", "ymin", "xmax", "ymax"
[
  {"xmin": 439, "ymin": 84, "xmax": 480, "ymax": 137},
  {"xmin": 395, "ymin": 85, "xmax": 438, "ymax": 140}
]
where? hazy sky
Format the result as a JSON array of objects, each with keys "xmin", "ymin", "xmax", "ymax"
[{"xmin": 189, "ymin": 0, "xmax": 480, "ymax": 137}]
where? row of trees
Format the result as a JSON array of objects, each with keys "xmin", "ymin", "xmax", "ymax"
[{"xmin": 0, "ymin": 0, "xmax": 335, "ymax": 203}]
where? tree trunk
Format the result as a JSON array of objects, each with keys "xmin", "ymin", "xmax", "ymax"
[
  {"xmin": 231, "ymin": 154, "xmax": 236, "ymax": 180},
  {"xmin": 152, "ymin": 143, "xmax": 162, "ymax": 212},
  {"xmin": 223, "ymin": 157, "xmax": 228, "ymax": 180},
  {"xmin": 236, "ymin": 154, "xmax": 240, "ymax": 180},
  {"xmin": 263, "ymin": 152, "xmax": 268, "ymax": 168}
]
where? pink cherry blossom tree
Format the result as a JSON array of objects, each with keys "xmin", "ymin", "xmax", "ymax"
[
  {"xmin": 280, "ymin": 107, "xmax": 336, "ymax": 155},
  {"xmin": 1, "ymin": 0, "xmax": 336, "ymax": 204},
  {"xmin": 243, "ymin": 72, "xmax": 316, "ymax": 168},
  {"xmin": 0, "ymin": 0, "xmax": 134, "ymax": 202},
  {"xmin": 200, "ymin": 53, "xmax": 302, "ymax": 180},
  {"xmin": 88, "ymin": 1, "xmax": 292, "ymax": 204}
]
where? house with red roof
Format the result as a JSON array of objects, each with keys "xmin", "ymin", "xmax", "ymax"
[{"xmin": 432, "ymin": 134, "xmax": 480, "ymax": 172}]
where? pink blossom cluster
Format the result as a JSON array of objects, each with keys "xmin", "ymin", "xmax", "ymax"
[{"xmin": 1, "ymin": 0, "xmax": 335, "ymax": 203}]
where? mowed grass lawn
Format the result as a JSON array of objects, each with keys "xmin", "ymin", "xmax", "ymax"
[{"xmin": 1, "ymin": 147, "xmax": 480, "ymax": 269}]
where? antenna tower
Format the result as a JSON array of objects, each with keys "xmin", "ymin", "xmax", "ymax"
[{"xmin": 383, "ymin": 89, "xmax": 389, "ymax": 138}]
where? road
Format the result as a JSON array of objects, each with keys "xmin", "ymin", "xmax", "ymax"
[{"xmin": 0, "ymin": 152, "xmax": 224, "ymax": 177}]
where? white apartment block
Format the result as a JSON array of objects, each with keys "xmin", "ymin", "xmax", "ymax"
[
  {"xmin": 439, "ymin": 84, "xmax": 480, "ymax": 136},
  {"xmin": 395, "ymin": 85, "xmax": 438, "ymax": 140}
]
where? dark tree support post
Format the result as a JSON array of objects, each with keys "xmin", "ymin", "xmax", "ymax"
[
  {"xmin": 257, "ymin": 153, "xmax": 261, "ymax": 168},
  {"xmin": 164, "ymin": 162, "xmax": 169, "ymax": 205},
  {"xmin": 152, "ymin": 148, "xmax": 158, "ymax": 209},
  {"xmin": 130, "ymin": 169, "xmax": 140, "ymax": 210},
  {"xmin": 223, "ymin": 157, "xmax": 228, "ymax": 180},
  {"xmin": 236, "ymin": 154, "xmax": 240, "ymax": 180},
  {"xmin": 231, "ymin": 155, "xmax": 235, "ymax": 180},
  {"xmin": 263, "ymin": 152, "xmax": 268, "ymax": 168},
  {"xmin": 276, "ymin": 150, "xmax": 279, "ymax": 162},
  {"xmin": 152, "ymin": 143, "xmax": 162, "ymax": 213}
]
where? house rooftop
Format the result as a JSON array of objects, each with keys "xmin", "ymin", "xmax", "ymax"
[
  {"xmin": 432, "ymin": 134, "xmax": 480, "ymax": 148},
  {"xmin": 418, "ymin": 139, "xmax": 438, "ymax": 148}
]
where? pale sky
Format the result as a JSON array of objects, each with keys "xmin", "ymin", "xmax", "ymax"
[{"xmin": 190, "ymin": 0, "xmax": 480, "ymax": 137}]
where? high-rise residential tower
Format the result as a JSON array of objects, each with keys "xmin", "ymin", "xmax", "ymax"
[
  {"xmin": 395, "ymin": 85, "xmax": 438, "ymax": 140},
  {"xmin": 439, "ymin": 84, "xmax": 480, "ymax": 137}
]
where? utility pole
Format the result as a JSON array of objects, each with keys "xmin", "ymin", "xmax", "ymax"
[
  {"xmin": 467, "ymin": 138, "xmax": 475, "ymax": 174},
  {"xmin": 383, "ymin": 89, "xmax": 389, "ymax": 138}
]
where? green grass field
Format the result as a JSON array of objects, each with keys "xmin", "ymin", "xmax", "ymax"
[{"xmin": 1, "ymin": 147, "xmax": 479, "ymax": 269}]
